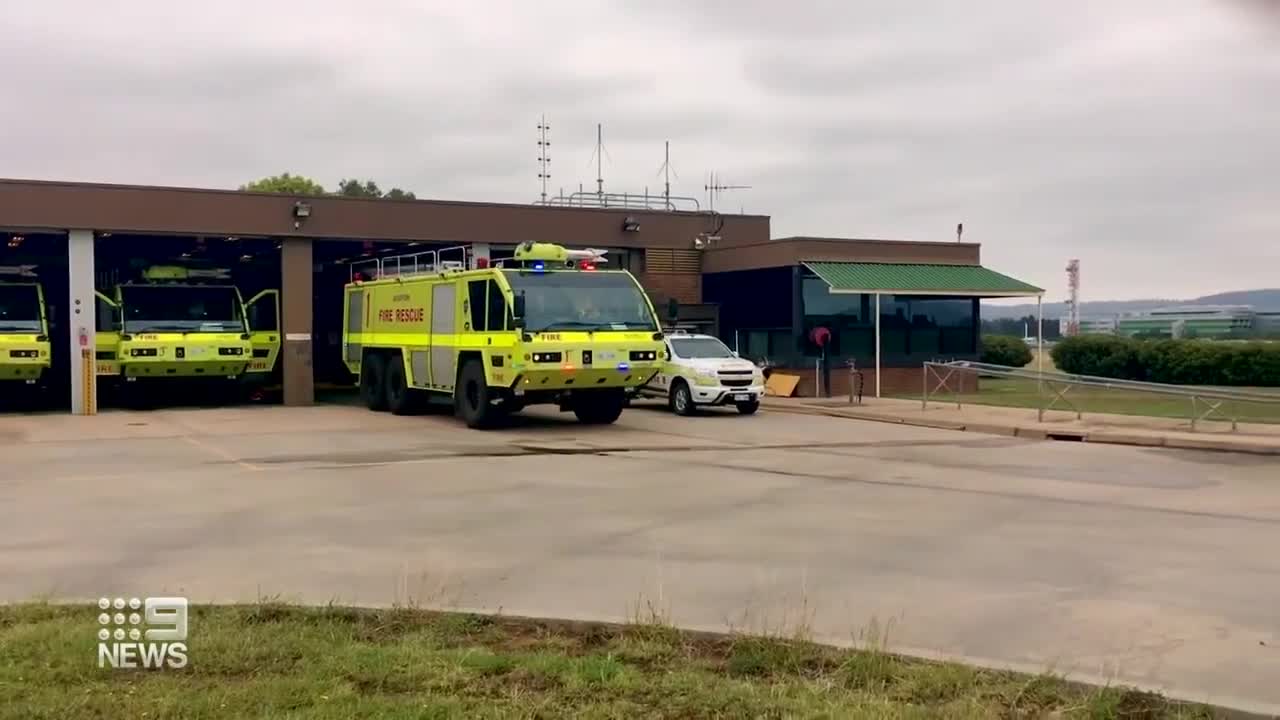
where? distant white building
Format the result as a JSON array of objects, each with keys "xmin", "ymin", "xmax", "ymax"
[{"xmin": 1066, "ymin": 305, "xmax": 1271, "ymax": 339}]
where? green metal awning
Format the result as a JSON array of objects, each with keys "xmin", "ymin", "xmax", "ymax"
[{"xmin": 802, "ymin": 261, "xmax": 1042, "ymax": 298}]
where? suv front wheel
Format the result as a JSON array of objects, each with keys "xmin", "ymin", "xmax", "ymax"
[{"xmin": 669, "ymin": 380, "xmax": 696, "ymax": 416}]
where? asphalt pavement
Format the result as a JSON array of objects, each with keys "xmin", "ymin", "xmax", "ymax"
[{"xmin": 1, "ymin": 400, "xmax": 1277, "ymax": 713}]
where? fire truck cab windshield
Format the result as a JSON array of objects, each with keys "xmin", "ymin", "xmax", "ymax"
[
  {"xmin": 502, "ymin": 270, "xmax": 658, "ymax": 333},
  {"xmin": 121, "ymin": 285, "xmax": 245, "ymax": 333},
  {"xmin": 0, "ymin": 285, "xmax": 42, "ymax": 332}
]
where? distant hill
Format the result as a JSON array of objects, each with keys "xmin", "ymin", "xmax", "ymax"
[{"xmin": 983, "ymin": 289, "xmax": 1280, "ymax": 319}]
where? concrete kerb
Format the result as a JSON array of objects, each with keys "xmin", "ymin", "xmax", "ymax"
[{"xmin": 763, "ymin": 403, "xmax": 1280, "ymax": 456}]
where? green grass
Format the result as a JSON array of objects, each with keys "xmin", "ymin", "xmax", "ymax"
[
  {"xmin": 948, "ymin": 377, "xmax": 1280, "ymax": 425},
  {"xmin": 910, "ymin": 349, "xmax": 1280, "ymax": 424},
  {"xmin": 0, "ymin": 602, "xmax": 1214, "ymax": 719}
]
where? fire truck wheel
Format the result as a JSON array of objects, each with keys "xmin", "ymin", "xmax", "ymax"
[
  {"xmin": 573, "ymin": 389, "xmax": 625, "ymax": 425},
  {"xmin": 385, "ymin": 356, "xmax": 417, "ymax": 415},
  {"xmin": 361, "ymin": 353, "xmax": 389, "ymax": 411},
  {"xmin": 455, "ymin": 359, "xmax": 494, "ymax": 428}
]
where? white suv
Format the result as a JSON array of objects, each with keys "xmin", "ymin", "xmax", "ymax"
[{"xmin": 637, "ymin": 332, "xmax": 765, "ymax": 415}]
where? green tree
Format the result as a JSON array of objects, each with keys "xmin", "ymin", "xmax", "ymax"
[
  {"xmin": 239, "ymin": 173, "xmax": 326, "ymax": 195},
  {"xmin": 337, "ymin": 178, "xmax": 416, "ymax": 200}
]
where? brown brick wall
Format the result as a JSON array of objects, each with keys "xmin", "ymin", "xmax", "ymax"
[
  {"xmin": 640, "ymin": 272, "xmax": 701, "ymax": 304},
  {"xmin": 773, "ymin": 365, "xmax": 978, "ymax": 399}
]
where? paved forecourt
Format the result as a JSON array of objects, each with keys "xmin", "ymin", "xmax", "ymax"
[{"xmin": 2, "ymin": 400, "xmax": 1277, "ymax": 713}]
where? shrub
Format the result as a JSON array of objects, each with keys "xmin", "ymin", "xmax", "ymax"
[
  {"xmin": 1050, "ymin": 336, "xmax": 1280, "ymax": 386},
  {"xmin": 979, "ymin": 335, "xmax": 1033, "ymax": 368}
]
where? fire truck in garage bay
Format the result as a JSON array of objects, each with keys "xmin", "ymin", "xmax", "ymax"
[
  {"xmin": 0, "ymin": 265, "xmax": 52, "ymax": 386},
  {"xmin": 93, "ymin": 265, "xmax": 281, "ymax": 394},
  {"xmin": 342, "ymin": 242, "xmax": 667, "ymax": 428}
]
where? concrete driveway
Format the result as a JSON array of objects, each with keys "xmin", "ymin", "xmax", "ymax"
[{"xmin": 2, "ymin": 400, "xmax": 1277, "ymax": 713}]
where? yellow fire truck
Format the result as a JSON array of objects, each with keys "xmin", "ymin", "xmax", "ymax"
[
  {"xmin": 343, "ymin": 242, "xmax": 666, "ymax": 428},
  {"xmin": 0, "ymin": 265, "xmax": 52, "ymax": 386},
  {"xmin": 94, "ymin": 266, "xmax": 281, "ymax": 392}
]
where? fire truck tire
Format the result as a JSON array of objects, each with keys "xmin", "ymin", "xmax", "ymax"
[
  {"xmin": 361, "ymin": 353, "xmax": 389, "ymax": 411},
  {"xmin": 455, "ymin": 359, "xmax": 494, "ymax": 429},
  {"xmin": 573, "ymin": 389, "xmax": 625, "ymax": 425},
  {"xmin": 384, "ymin": 356, "xmax": 418, "ymax": 416}
]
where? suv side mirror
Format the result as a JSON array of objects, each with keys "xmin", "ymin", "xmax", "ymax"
[
  {"xmin": 666, "ymin": 298, "xmax": 679, "ymax": 321},
  {"xmin": 512, "ymin": 292, "xmax": 526, "ymax": 329}
]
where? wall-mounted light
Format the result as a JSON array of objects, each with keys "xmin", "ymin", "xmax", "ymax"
[
  {"xmin": 292, "ymin": 201, "xmax": 312, "ymax": 230},
  {"xmin": 622, "ymin": 216, "xmax": 640, "ymax": 232}
]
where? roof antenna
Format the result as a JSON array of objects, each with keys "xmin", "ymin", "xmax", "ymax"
[
  {"xmin": 588, "ymin": 123, "xmax": 612, "ymax": 204},
  {"xmin": 657, "ymin": 140, "xmax": 678, "ymax": 207},
  {"xmin": 704, "ymin": 171, "xmax": 751, "ymax": 212},
  {"xmin": 536, "ymin": 114, "xmax": 551, "ymax": 204}
]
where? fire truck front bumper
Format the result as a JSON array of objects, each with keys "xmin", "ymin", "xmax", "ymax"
[
  {"xmin": 509, "ymin": 364, "xmax": 660, "ymax": 394},
  {"xmin": 0, "ymin": 345, "xmax": 51, "ymax": 381}
]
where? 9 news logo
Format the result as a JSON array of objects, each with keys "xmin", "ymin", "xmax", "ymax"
[{"xmin": 96, "ymin": 596, "xmax": 189, "ymax": 669}]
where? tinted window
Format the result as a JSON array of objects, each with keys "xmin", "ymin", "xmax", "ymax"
[
  {"xmin": 247, "ymin": 293, "xmax": 278, "ymax": 332},
  {"xmin": 96, "ymin": 294, "xmax": 120, "ymax": 332},
  {"xmin": 0, "ymin": 285, "xmax": 41, "ymax": 332},
  {"xmin": 670, "ymin": 337, "xmax": 733, "ymax": 359},
  {"xmin": 486, "ymin": 279, "xmax": 507, "ymax": 332},
  {"xmin": 502, "ymin": 270, "xmax": 657, "ymax": 332},
  {"xmin": 467, "ymin": 280, "xmax": 487, "ymax": 331},
  {"xmin": 120, "ymin": 286, "xmax": 243, "ymax": 333}
]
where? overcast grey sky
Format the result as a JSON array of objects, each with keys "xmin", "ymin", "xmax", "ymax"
[{"xmin": 2, "ymin": 0, "xmax": 1276, "ymax": 300}]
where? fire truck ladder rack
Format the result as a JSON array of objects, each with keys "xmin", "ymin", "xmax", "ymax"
[{"xmin": 349, "ymin": 245, "xmax": 471, "ymax": 282}]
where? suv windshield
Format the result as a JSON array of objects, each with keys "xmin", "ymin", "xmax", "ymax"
[
  {"xmin": 671, "ymin": 336, "xmax": 734, "ymax": 359},
  {"xmin": 0, "ymin": 284, "xmax": 42, "ymax": 332},
  {"xmin": 121, "ymin": 285, "xmax": 244, "ymax": 333},
  {"xmin": 502, "ymin": 270, "xmax": 658, "ymax": 332}
]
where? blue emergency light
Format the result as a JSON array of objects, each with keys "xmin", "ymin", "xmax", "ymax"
[
  {"xmin": 616, "ymin": 362, "xmax": 630, "ymax": 372},
  {"xmin": 532, "ymin": 261, "xmax": 545, "ymax": 272}
]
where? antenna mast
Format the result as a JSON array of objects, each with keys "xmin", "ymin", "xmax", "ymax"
[
  {"xmin": 658, "ymin": 140, "xmax": 675, "ymax": 205},
  {"xmin": 592, "ymin": 123, "xmax": 606, "ymax": 201},
  {"xmin": 1065, "ymin": 259, "xmax": 1081, "ymax": 336},
  {"xmin": 704, "ymin": 172, "xmax": 751, "ymax": 212},
  {"xmin": 536, "ymin": 115, "xmax": 551, "ymax": 204}
]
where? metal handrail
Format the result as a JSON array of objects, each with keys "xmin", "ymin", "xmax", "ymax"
[
  {"xmin": 536, "ymin": 191, "xmax": 701, "ymax": 212},
  {"xmin": 922, "ymin": 360, "xmax": 1280, "ymax": 431},
  {"xmin": 348, "ymin": 245, "xmax": 471, "ymax": 283}
]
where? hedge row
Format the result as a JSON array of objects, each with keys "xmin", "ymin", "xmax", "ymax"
[
  {"xmin": 979, "ymin": 335, "xmax": 1033, "ymax": 368},
  {"xmin": 1049, "ymin": 335, "xmax": 1280, "ymax": 387}
]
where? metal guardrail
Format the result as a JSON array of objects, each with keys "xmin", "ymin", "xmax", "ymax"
[
  {"xmin": 923, "ymin": 360, "xmax": 1280, "ymax": 431},
  {"xmin": 348, "ymin": 245, "xmax": 470, "ymax": 282},
  {"xmin": 535, "ymin": 191, "xmax": 701, "ymax": 212}
]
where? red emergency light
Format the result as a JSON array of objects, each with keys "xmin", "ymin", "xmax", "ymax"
[
  {"xmin": 579, "ymin": 261, "xmax": 595, "ymax": 271},
  {"xmin": 475, "ymin": 257, "xmax": 490, "ymax": 269}
]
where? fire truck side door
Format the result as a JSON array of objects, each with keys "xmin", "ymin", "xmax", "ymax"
[
  {"xmin": 244, "ymin": 290, "xmax": 281, "ymax": 373},
  {"xmin": 94, "ymin": 291, "xmax": 122, "ymax": 376}
]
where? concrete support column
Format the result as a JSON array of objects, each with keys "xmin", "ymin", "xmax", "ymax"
[
  {"xmin": 67, "ymin": 229, "xmax": 97, "ymax": 415},
  {"xmin": 281, "ymin": 238, "xmax": 314, "ymax": 406},
  {"xmin": 874, "ymin": 293, "xmax": 882, "ymax": 399}
]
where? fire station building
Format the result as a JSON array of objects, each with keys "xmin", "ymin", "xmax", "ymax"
[{"xmin": 0, "ymin": 178, "xmax": 1042, "ymax": 412}]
